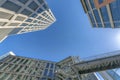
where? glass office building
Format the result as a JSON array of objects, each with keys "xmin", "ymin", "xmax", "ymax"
[
  {"xmin": 0, "ymin": 52, "xmax": 98, "ymax": 80},
  {"xmin": 80, "ymin": 0, "xmax": 120, "ymax": 28},
  {"xmin": 0, "ymin": 0, "xmax": 56, "ymax": 42},
  {"xmin": 97, "ymin": 69, "xmax": 120, "ymax": 80}
]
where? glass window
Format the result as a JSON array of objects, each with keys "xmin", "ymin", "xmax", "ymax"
[
  {"xmin": 37, "ymin": 8, "xmax": 43, "ymax": 13},
  {"xmin": 15, "ymin": 16, "xmax": 26, "ymax": 21},
  {"xmin": 42, "ymin": 13, "xmax": 47, "ymax": 16},
  {"xmin": 29, "ymin": 24, "xmax": 33, "ymax": 26},
  {"xmin": 48, "ymin": 70, "xmax": 53, "ymax": 77},
  {"xmin": 43, "ymin": 4, "xmax": 48, "ymax": 10},
  {"xmin": 2, "ymin": 1, "xmax": 21, "ymax": 12},
  {"xmin": 46, "ymin": 63, "xmax": 49, "ymax": 68},
  {"xmin": 104, "ymin": 22, "xmax": 111, "ymax": 28},
  {"xmin": 84, "ymin": 0, "xmax": 90, "ymax": 11},
  {"xmin": 8, "ymin": 23, "xmax": 20, "ymax": 26},
  {"xmin": 106, "ymin": 70, "xmax": 120, "ymax": 80},
  {"xmin": 33, "ymin": 20, "xmax": 38, "ymax": 23},
  {"xmin": 114, "ymin": 22, "xmax": 120, "ymax": 28},
  {"xmin": 31, "ymin": 13, "xmax": 37, "ymax": 18},
  {"xmin": 100, "ymin": 6, "xmax": 111, "ymax": 27},
  {"xmin": 9, "ymin": 28, "xmax": 22, "ymax": 35},
  {"xmin": 21, "ymin": 9, "xmax": 32, "ymax": 16},
  {"xmin": 37, "ymin": 16, "xmax": 42, "ymax": 20},
  {"xmin": 44, "ymin": 69, "xmax": 48, "ymax": 76},
  {"xmin": 20, "ymin": 23, "xmax": 28, "ymax": 26},
  {"xmin": 18, "ymin": 0, "xmax": 28, "ymax": 4},
  {"xmin": 100, "ymin": 6, "xmax": 109, "ymax": 22},
  {"xmin": 25, "ymin": 19, "xmax": 33, "ymax": 22},
  {"xmin": 0, "ymin": 11, "xmax": 13, "ymax": 20},
  {"xmin": 28, "ymin": 1, "xmax": 38, "ymax": 11},
  {"xmin": 97, "ymin": 23, "xmax": 102, "ymax": 27},
  {"xmin": 50, "ymin": 64, "xmax": 54, "ymax": 69},
  {"xmin": 93, "ymin": 9, "xmax": 101, "ymax": 23},
  {"xmin": 38, "ymin": 0, "xmax": 44, "ymax": 4},
  {"xmin": 88, "ymin": 12, "xmax": 97, "ymax": 27},
  {"xmin": 89, "ymin": 0, "xmax": 95, "ymax": 9},
  {"xmin": 110, "ymin": 1, "xmax": 120, "ymax": 21}
]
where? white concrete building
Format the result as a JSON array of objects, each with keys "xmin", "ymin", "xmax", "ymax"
[{"xmin": 0, "ymin": 0, "xmax": 56, "ymax": 42}]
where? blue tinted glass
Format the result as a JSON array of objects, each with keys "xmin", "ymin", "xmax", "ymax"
[
  {"xmin": 2, "ymin": 1, "xmax": 21, "ymax": 12},
  {"xmin": 104, "ymin": 23, "xmax": 111, "ymax": 28},
  {"xmin": 93, "ymin": 23, "xmax": 97, "ymax": 27},
  {"xmin": 18, "ymin": 0, "xmax": 28, "ymax": 4},
  {"xmin": 20, "ymin": 23, "xmax": 28, "ymax": 26},
  {"xmin": 93, "ymin": 10, "xmax": 101, "ymax": 23},
  {"xmin": 9, "ymin": 28, "xmax": 22, "ymax": 35},
  {"xmin": 44, "ymin": 69, "xmax": 48, "ymax": 76},
  {"xmin": 97, "ymin": 24, "xmax": 102, "ymax": 27},
  {"xmin": 88, "ymin": 12, "xmax": 97, "ymax": 27},
  {"xmin": 37, "ymin": 16, "xmax": 42, "ymax": 20},
  {"xmin": 48, "ymin": 70, "xmax": 53, "ymax": 77},
  {"xmin": 50, "ymin": 64, "xmax": 54, "ymax": 69},
  {"xmin": 43, "ymin": 4, "xmax": 48, "ymax": 10},
  {"xmin": 25, "ymin": 19, "xmax": 32, "ymax": 22},
  {"xmin": 98, "ymin": 0, "xmax": 104, "ymax": 4},
  {"xmin": 37, "ymin": 8, "xmax": 43, "ymax": 13},
  {"xmin": 38, "ymin": 0, "xmax": 44, "ymax": 4},
  {"xmin": 29, "ymin": 24, "xmax": 33, "ymax": 26},
  {"xmin": 107, "ymin": 70, "xmax": 120, "ymax": 80},
  {"xmin": 110, "ymin": 1, "xmax": 120, "ymax": 21},
  {"xmin": 84, "ymin": 0, "xmax": 90, "ymax": 11},
  {"xmin": 89, "ymin": 0, "xmax": 95, "ymax": 9},
  {"xmin": 21, "ymin": 9, "xmax": 32, "ymax": 16},
  {"xmin": 88, "ymin": 12, "xmax": 95, "ymax": 23},
  {"xmin": 31, "ymin": 14, "xmax": 37, "ymax": 18},
  {"xmin": 100, "ymin": 6, "xmax": 111, "ymax": 27},
  {"xmin": 46, "ymin": 63, "xmax": 49, "ymax": 68},
  {"xmin": 100, "ymin": 6, "xmax": 109, "ymax": 22},
  {"xmin": 114, "ymin": 22, "xmax": 120, "ymax": 28},
  {"xmin": 28, "ymin": 1, "xmax": 38, "ymax": 11}
]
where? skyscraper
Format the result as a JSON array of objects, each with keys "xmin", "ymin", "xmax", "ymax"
[
  {"xmin": 0, "ymin": 0, "xmax": 56, "ymax": 42},
  {"xmin": 80, "ymin": 0, "xmax": 120, "ymax": 28},
  {"xmin": 0, "ymin": 52, "xmax": 98, "ymax": 80}
]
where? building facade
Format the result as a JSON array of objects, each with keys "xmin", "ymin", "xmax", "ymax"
[
  {"xmin": 0, "ymin": 0, "xmax": 56, "ymax": 42},
  {"xmin": 97, "ymin": 69, "xmax": 120, "ymax": 80},
  {"xmin": 80, "ymin": 0, "xmax": 120, "ymax": 28},
  {"xmin": 0, "ymin": 52, "xmax": 56, "ymax": 80},
  {"xmin": 0, "ymin": 52, "xmax": 98, "ymax": 80},
  {"xmin": 55, "ymin": 56, "xmax": 98, "ymax": 80}
]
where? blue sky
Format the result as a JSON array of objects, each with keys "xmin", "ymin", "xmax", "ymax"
[{"xmin": 0, "ymin": 0, "xmax": 120, "ymax": 62}]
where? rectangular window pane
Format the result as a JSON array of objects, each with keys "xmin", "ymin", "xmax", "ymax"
[
  {"xmin": 8, "ymin": 23, "xmax": 20, "ymax": 26},
  {"xmin": 15, "ymin": 16, "xmax": 26, "ymax": 21},
  {"xmin": 44, "ymin": 69, "xmax": 48, "ymax": 76},
  {"xmin": 18, "ymin": 0, "xmax": 28, "ymax": 4},
  {"xmin": 2, "ymin": 1, "xmax": 21, "ymax": 12},
  {"xmin": 0, "ymin": 11, "xmax": 13, "ymax": 20},
  {"xmin": 21, "ymin": 9, "xmax": 32, "ymax": 16},
  {"xmin": 38, "ymin": 0, "xmax": 44, "ymax": 4},
  {"xmin": 28, "ymin": 1, "xmax": 38, "ymax": 11},
  {"xmin": 50, "ymin": 64, "xmax": 54, "ymax": 69},
  {"xmin": 37, "ymin": 8, "xmax": 44, "ymax": 13},
  {"xmin": 0, "ymin": 22, "xmax": 7, "ymax": 26},
  {"xmin": 46, "ymin": 63, "xmax": 49, "ymax": 68}
]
